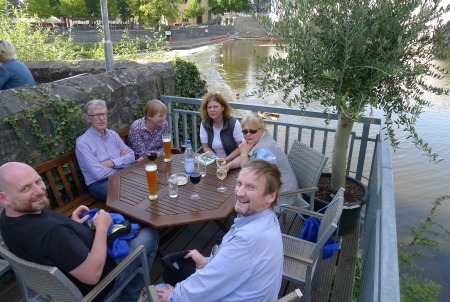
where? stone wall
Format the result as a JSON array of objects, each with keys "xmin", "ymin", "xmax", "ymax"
[
  {"xmin": 233, "ymin": 16, "xmax": 268, "ymax": 37},
  {"xmin": 0, "ymin": 61, "xmax": 176, "ymax": 165}
]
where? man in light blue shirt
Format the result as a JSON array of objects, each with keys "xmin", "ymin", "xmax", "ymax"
[
  {"xmin": 157, "ymin": 159, "xmax": 284, "ymax": 302},
  {"xmin": 76, "ymin": 100, "xmax": 135, "ymax": 201}
]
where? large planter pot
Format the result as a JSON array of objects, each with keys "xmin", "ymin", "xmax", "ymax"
[{"xmin": 312, "ymin": 173, "xmax": 369, "ymax": 236}]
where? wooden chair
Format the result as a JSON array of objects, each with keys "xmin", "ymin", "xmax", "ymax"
[
  {"xmin": 281, "ymin": 140, "xmax": 328, "ymax": 210},
  {"xmin": 281, "ymin": 188, "xmax": 345, "ymax": 302},
  {"xmin": 0, "ymin": 243, "xmax": 152, "ymax": 302}
]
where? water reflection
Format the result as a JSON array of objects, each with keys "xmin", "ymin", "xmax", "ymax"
[{"xmin": 186, "ymin": 39, "xmax": 450, "ymax": 299}]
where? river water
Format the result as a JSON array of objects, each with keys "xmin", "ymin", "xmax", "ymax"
[{"xmin": 180, "ymin": 39, "xmax": 450, "ymax": 298}]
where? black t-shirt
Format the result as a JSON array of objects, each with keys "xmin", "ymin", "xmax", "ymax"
[{"xmin": 0, "ymin": 210, "xmax": 116, "ymax": 299}]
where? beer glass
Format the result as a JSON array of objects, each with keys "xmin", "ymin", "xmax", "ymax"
[
  {"xmin": 162, "ymin": 133, "xmax": 172, "ymax": 162},
  {"xmin": 145, "ymin": 163, "xmax": 158, "ymax": 200}
]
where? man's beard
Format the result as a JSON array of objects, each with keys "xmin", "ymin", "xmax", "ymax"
[{"xmin": 15, "ymin": 194, "xmax": 50, "ymax": 213}]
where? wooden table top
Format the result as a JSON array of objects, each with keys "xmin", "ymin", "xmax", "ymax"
[{"xmin": 106, "ymin": 154, "xmax": 239, "ymax": 228}]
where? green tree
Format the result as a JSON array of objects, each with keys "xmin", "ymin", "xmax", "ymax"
[
  {"xmin": 255, "ymin": 0, "xmax": 450, "ymax": 192},
  {"xmin": 131, "ymin": 0, "xmax": 183, "ymax": 28},
  {"xmin": 183, "ymin": 0, "xmax": 205, "ymax": 19},
  {"xmin": 27, "ymin": 0, "xmax": 55, "ymax": 18},
  {"xmin": 208, "ymin": 0, "xmax": 250, "ymax": 14},
  {"xmin": 60, "ymin": 0, "xmax": 88, "ymax": 19}
]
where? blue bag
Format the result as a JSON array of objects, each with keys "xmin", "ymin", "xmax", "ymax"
[{"xmin": 298, "ymin": 212, "xmax": 340, "ymax": 260}]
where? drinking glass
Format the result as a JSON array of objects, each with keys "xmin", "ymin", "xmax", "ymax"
[
  {"xmin": 167, "ymin": 172, "xmax": 178, "ymax": 198},
  {"xmin": 198, "ymin": 161, "xmax": 206, "ymax": 177},
  {"xmin": 216, "ymin": 167, "xmax": 227, "ymax": 192},
  {"xmin": 145, "ymin": 163, "xmax": 158, "ymax": 200},
  {"xmin": 147, "ymin": 150, "xmax": 157, "ymax": 162},
  {"xmin": 216, "ymin": 156, "xmax": 226, "ymax": 168},
  {"xmin": 190, "ymin": 167, "xmax": 202, "ymax": 200},
  {"xmin": 162, "ymin": 133, "xmax": 172, "ymax": 162}
]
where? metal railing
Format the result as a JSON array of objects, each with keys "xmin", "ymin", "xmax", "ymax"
[{"xmin": 161, "ymin": 95, "xmax": 400, "ymax": 300}]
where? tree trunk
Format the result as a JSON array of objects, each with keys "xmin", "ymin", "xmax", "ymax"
[{"xmin": 331, "ymin": 110, "xmax": 355, "ymax": 192}]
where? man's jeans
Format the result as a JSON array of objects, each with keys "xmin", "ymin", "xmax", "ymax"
[
  {"xmin": 107, "ymin": 227, "xmax": 160, "ymax": 302},
  {"xmin": 88, "ymin": 179, "xmax": 109, "ymax": 201}
]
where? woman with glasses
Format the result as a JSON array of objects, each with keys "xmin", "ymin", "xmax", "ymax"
[
  {"xmin": 199, "ymin": 92, "xmax": 243, "ymax": 161},
  {"xmin": 129, "ymin": 99, "xmax": 169, "ymax": 161},
  {"xmin": 225, "ymin": 114, "xmax": 298, "ymax": 202},
  {"xmin": 0, "ymin": 39, "xmax": 36, "ymax": 90}
]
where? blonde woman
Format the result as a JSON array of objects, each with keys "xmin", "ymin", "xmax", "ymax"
[
  {"xmin": 226, "ymin": 114, "xmax": 298, "ymax": 203},
  {"xmin": 129, "ymin": 99, "xmax": 169, "ymax": 161}
]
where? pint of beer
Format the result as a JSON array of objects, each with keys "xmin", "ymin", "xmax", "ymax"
[
  {"xmin": 162, "ymin": 133, "xmax": 172, "ymax": 162},
  {"xmin": 145, "ymin": 163, "xmax": 158, "ymax": 200}
]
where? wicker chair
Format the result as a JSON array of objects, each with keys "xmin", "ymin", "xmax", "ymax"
[
  {"xmin": 282, "ymin": 140, "xmax": 328, "ymax": 210},
  {"xmin": 278, "ymin": 288, "xmax": 303, "ymax": 302},
  {"xmin": 0, "ymin": 243, "xmax": 152, "ymax": 302},
  {"xmin": 145, "ymin": 285, "xmax": 302, "ymax": 302},
  {"xmin": 281, "ymin": 188, "xmax": 345, "ymax": 302}
]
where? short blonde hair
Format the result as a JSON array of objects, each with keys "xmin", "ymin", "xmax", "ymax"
[
  {"xmin": 0, "ymin": 40, "xmax": 17, "ymax": 61},
  {"xmin": 144, "ymin": 99, "xmax": 167, "ymax": 117},
  {"xmin": 200, "ymin": 92, "xmax": 232, "ymax": 122},
  {"xmin": 240, "ymin": 114, "xmax": 266, "ymax": 130}
]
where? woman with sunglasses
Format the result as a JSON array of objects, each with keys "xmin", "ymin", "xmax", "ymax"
[
  {"xmin": 0, "ymin": 39, "xmax": 36, "ymax": 90},
  {"xmin": 226, "ymin": 114, "xmax": 299, "ymax": 202},
  {"xmin": 199, "ymin": 92, "xmax": 243, "ymax": 161}
]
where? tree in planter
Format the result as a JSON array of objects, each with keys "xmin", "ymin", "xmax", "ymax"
[{"xmin": 254, "ymin": 0, "xmax": 449, "ymax": 192}]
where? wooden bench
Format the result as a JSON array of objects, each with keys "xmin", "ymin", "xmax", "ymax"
[
  {"xmin": 31, "ymin": 127, "xmax": 136, "ymax": 217},
  {"xmin": 33, "ymin": 126, "xmax": 182, "ymax": 217}
]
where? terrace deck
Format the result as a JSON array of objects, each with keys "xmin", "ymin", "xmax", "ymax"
[{"xmin": 0, "ymin": 210, "xmax": 359, "ymax": 301}]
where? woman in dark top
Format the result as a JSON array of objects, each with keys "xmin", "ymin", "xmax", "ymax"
[
  {"xmin": 199, "ymin": 92, "xmax": 243, "ymax": 162},
  {"xmin": 0, "ymin": 39, "xmax": 36, "ymax": 90}
]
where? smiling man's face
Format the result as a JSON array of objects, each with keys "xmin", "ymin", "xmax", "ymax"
[
  {"xmin": 0, "ymin": 163, "xmax": 49, "ymax": 216},
  {"xmin": 234, "ymin": 167, "xmax": 276, "ymax": 216}
]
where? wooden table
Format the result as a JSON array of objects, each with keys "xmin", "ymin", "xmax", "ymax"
[{"xmin": 106, "ymin": 154, "xmax": 239, "ymax": 229}]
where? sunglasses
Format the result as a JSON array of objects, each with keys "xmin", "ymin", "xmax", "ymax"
[{"xmin": 242, "ymin": 129, "xmax": 260, "ymax": 135}]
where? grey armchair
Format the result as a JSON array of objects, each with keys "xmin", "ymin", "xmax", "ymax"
[
  {"xmin": 0, "ymin": 243, "xmax": 151, "ymax": 302},
  {"xmin": 283, "ymin": 140, "xmax": 328, "ymax": 210},
  {"xmin": 281, "ymin": 188, "xmax": 345, "ymax": 302}
]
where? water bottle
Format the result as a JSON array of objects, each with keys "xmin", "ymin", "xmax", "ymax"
[{"xmin": 184, "ymin": 139, "xmax": 195, "ymax": 176}]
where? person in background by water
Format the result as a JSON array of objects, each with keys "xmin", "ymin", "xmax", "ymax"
[
  {"xmin": 156, "ymin": 159, "xmax": 284, "ymax": 302},
  {"xmin": 199, "ymin": 92, "xmax": 243, "ymax": 161},
  {"xmin": 76, "ymin": 100, "xmax": 135, "ymax": 201},
  {"xmin": 225, "ymin": 114, "xmax": 299, "ymax": 205},
  {"xmin": 129, "ymin": 99, "xmax": 169, "ymax": 161},
  {"xmin": 0, "ymin": 39, "xmax": 36, "ymax": 90}
]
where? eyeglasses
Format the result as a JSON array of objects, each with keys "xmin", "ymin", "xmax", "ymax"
[
  {"xmin": 88, "ymin": 113, "xmax": 107, "ymax": 119},
  {"xmin": 242, "ymin": 128, "xmax": 260, "ymax": 135}
]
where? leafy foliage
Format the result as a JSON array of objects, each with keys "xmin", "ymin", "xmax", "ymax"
[
  {"xmin": 398, "ymin": 195, "xmax": 450, "ymax": 302},
  {"xmin": 184, "ymin": 0, "xmax": 206, "ymax": 19},
  {"xmin": 2, "ymin": 93, "xmax": 85, "ymax": 164},
  {"xmin": 0, "ymin": 9, "xmax": 79, "ymax": 61},
  {"xmin": 171, "ymin": 57, "xmax": 208, "ymax": 146},
  {"xmin": 254, "ymin": 0, "xmax": 450, "ymax": 190},
  {"xmin": 208, "ymin": 0, "xmax": 250, "ymax": 14}
]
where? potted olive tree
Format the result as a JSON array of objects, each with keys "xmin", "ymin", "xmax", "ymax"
[{"xmin": 255, "ymin": 0, "xmax": 449, "ymax": 205}]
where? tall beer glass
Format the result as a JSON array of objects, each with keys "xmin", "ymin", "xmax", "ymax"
[
  {"xmin": 145, "ymin": 163, "xmax": 158, "ymax": 200},
  {"xmin": 162, "ymin": 133, "xmax": 172, "ymax": 162}
]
